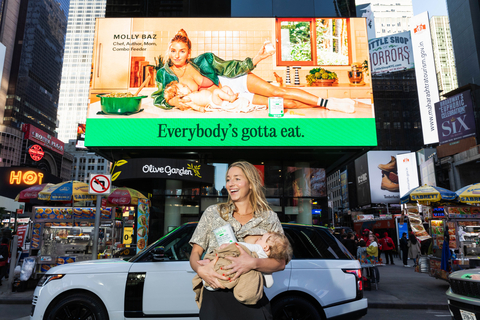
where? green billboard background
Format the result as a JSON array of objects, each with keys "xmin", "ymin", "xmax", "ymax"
[{"xmin": 85, "ymin": 118, "xmax": 377, "ymax": 147}]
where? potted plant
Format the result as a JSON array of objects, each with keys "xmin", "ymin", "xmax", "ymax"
[{"xmin": 306, "ymin": 68, "xmax": 338, "ymax": 86}]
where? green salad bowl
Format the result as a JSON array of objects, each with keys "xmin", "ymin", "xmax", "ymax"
[{"xmin": 97, "ymin": 94, "xmax": 148, "ymax": 115}]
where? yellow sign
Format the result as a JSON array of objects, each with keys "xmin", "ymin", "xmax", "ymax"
[
  {"xmin": 123, "ymin": 227, "xmax": 133, "ymax": 245},
  {"xmin": 9, "ymin": 171, "xmax": 44, "ymax": 185}
]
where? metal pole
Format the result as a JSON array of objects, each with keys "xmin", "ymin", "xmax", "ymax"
[
  {"xmin": 8, "ymin": 235, "xmax": 18, "ymax": 292},
  {"xmin": 92, "ymin": 195, "xmax": 101, "ymax": 260}
]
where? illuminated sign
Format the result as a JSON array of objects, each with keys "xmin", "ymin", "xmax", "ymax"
[
  {"xmin": 85, "ymin": 17, "xmax": 376, "ymax": 148},
  {"xmin": 9, "ymin": 170, "xmax": 44, "ymax": 185},
  {"xmin": 29, "ymin": 145, "xmax": 44, "ymax": 161},
  {"xmin": 432, "ymin": 207, "xmax": 445, "ymax": 218},
  {"xmin": 23, "ymin": 124, "xmax": 64, "ymax": 155}
]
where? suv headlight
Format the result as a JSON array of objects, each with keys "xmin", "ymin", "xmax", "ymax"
[{"xmin": 37, "ymin": 274, "xmax": 65, "ymax": 287}]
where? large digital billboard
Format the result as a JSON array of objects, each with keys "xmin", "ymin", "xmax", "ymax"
[
  {"xmin": 85, "ymin": 18, "xmax": 376, "ymax": 148},
  {"xmin": 435, "ymin": 90, "xmax": 476, "ymax": 145},
  {"xmin": 369, "ymin": 31, "xmax": 414, "ymax": 75}
]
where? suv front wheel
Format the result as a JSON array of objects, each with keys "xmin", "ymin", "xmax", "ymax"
[
  {"xmin": 272, "ymin": 295, "xmax": 323, "ymax": 320},
  {"xmin": 46, "ymin": 292, "xmax": 108, "ymax": 320}
]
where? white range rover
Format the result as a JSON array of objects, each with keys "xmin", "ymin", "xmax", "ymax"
[{"xmin": 31, "ymin": 222, "xmax": 367, "ymax": 320}]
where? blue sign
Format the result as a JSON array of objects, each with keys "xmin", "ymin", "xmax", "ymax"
[
  {"xmin": 312, "ymin": 209, "xmax": 322, "ymax": 216},
  {"xmin": 432, "ymin": 207, "xmax": 445, "ymax": 218}
]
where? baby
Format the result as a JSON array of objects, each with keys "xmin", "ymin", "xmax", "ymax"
[
  {"xmin": 164, "ymin": 81, "xmax": 241, "ymax": 112},
  {"xmin": 192, "ymin": 232, "xmax": 293, "ymax": 307}
]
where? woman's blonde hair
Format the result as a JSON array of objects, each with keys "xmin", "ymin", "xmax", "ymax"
[
  {"xmin": 219, "ymin": 161, "xmax": 272, "ymax": 221},
  {"xmin": 166, "ymin": 29, "xmax": 191, "ymax": 66}
]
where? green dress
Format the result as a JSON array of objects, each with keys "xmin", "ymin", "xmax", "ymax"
[{"xmin": 151, "ymin": 52, "xmax": 256, "ymax": 109}]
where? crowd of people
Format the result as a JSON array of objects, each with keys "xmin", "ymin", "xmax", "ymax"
[{"xmin": 333, "ymin": 227, "xmax": 421, "ymax": 268}]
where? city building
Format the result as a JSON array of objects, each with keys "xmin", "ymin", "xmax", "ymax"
[
  {"xmin": 371, "ymin": 69, "xmax": 425, "ymax": 151},
  {"xmin": 57, "ymin": 0, "xmax": 106, "ymax": 143},
  {"xmin": 446, "ymin": 0, "xmax": 480, "ymax": 87},
  {"xmin": 356, "ymin": 0, "xmax": 414, "ymax": 39},
  {"xmin": 0, "ymin": 124, "xmax": 22, "ymax": 167},
  {"xmin": 430, "ymin": 16, "xmax": 458, "ymax": 95},
  {"xmin": 2, "ymin": 0, "xmax": 70, "ymax": 136},
  {"xmin": 64, "ymin": 139, "xmax": 110, "ymax": 183}
]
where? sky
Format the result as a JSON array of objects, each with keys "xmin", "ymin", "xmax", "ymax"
[{"xmin": 412, "ymin": 0, "xmax": 448, "ymax": 17}]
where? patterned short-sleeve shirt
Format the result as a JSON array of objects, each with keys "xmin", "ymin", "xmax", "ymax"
[{"xmin": 190, "ymin": 204, "xmax": 283, "ymax": 255}]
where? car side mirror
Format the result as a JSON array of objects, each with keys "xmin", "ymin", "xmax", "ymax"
[{"xmin": 152, "ymin": 246, "xmax": 165, "ymax": 261}]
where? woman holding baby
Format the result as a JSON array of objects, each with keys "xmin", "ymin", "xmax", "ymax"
[
  {"xmin": 153, "ymin": 29, "xmax": 354, "ymax": 111},
  {"xmin": 189, "ymin": 161, "xmax": 286, "ymax": 319}
]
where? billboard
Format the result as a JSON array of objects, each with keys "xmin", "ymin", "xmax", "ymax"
[
  {"xmin": 435, "ymin": 90, "xmax": 476, "ymax": 145},
  {"xmin": 356, "ymin": 151, "xmax": 410, "ymax": 205},
  {"xmin": 410, "ymin": 12, "xmax": 440, "ymax": 145},
  {"xmin": 76, "ymin": 124, "xmax": 87, "ymax": 149},
  {"xmin": 396, "ymin": 152, "xmax": 419, "ymax": 197},
  {"xmin": 85, "ymin": 17, "xmax": 376, "ymax": 148},
  {"xmin": 367, "ymin": 151, "xmax": 409, "ymax": 204},
  {"xmin": 355, "ymin": 153, "xmax": 370, "ymax": 206},
  {"xmin": 369, "ymin": 31, "xmax": 414, "ymax": 75},
  {"xmin": 420, "ymin": 157, "xmax": 436, "ymax": 186},
  {"xmin": 22, "ymin": 124, "xmax": 64, "ymax": 155}
]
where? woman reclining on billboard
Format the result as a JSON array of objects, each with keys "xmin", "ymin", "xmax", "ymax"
[{"xmin": 152, "ymin": 29, "xmax": 355, "ymax": 113}]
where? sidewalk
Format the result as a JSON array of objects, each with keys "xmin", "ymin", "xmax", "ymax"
[
  {"xmin": 0, "ymin": 280, "xmax": 35, "ymax": 304},
  {"xmin": 0, "ymin": 257, "xmax": 452, "ymax": 308},
  {"xmin": 364, "ymin": 257, "xmax": 450, "ymax": 310}
]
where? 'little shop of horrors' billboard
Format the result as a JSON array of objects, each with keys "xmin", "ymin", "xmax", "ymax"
[
  {"xmin": 85, "ymin": 17, "xmax": 376, "ymax": 148},
  {"xmin": 369, "ymin": 31, "xmax": 414, "ymax": 75}
]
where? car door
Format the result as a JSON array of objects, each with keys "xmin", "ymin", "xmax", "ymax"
[{"xmin": 127, "ymin": 225, "xmax": 199, "ymax": 319}]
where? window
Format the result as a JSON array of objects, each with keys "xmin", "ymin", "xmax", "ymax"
[{"xmin": 276, "ymin": 18, "xmax": 350, "ymax": 66}]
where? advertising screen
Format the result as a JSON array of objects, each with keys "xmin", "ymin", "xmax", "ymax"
[
  {"xmin": 435, "ymin": 90, "xmax": 476, "ymax": 145},
  {"xmin": 396, "ymin": 152, "xmax": 419, "ymax": 197},
  {"xmin": 85, "ymin": 17, "xmax": 376, "ymax": 148},
  {"xmin": 369, "ymin": 31, "xmax": 414, "ymax": 75},
  {"xmin": 410, "ymin": 12, "xmax": 440, "ymax": 145},
  {"xmin": 367, "ymin": 151, "xmax": 409, "ymax": 204},
  {"xmin": 355, "ymin": 153, "xmax": 370, "ymax": 207}
]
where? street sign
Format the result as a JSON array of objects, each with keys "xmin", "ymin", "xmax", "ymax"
[{"xmin": 89, "ymin": 174, "xmax": 111, "ymax": 195}]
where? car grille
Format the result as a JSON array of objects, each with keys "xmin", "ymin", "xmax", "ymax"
[
  {"xmin": 31, "ymin": 295, "xmax": 38, "ymax": 316},
  {"xmin": 450, "ymin": 279, "xmax": 480, "ymax": 298}
]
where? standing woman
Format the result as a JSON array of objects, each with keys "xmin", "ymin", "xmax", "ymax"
[
  {"xmin": 408, "ymin": 233, "xmax": 421, "ymax": 267},
  {"xmin": 153, "ymin": 29, "xmax": 354, "ymax": 111},
  {"xmin": 189, "ymin": 161, "xmax": 285, "ymax": 319}
]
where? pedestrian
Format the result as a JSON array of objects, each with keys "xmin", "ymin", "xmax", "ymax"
[
  {"xmin": 381, "ymin": 232, "xmax": 395, "ymax": 265},
  {"xmin": 0, "ymin": 238, "xmax": 9, "ymax": 286},
  {"xmin": 344, "ymin": 232, "xmax": 357, "ymax": 257},
  {"xmin": 408, "ymin": 233, "xmax": 421, "ymax": 267},
  {"xmin": 189, "ymin": 161, "xmax": 286, "ymax": 319},
  {"xmin": 400, "ymin": 233, "xmax": 409, "ymax": 267},
  {"xmin": 366, "ymin": 234, "xmax": 380, "ymax": 283}
]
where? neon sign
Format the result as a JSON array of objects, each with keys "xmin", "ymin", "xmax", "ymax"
[
  {"xmin": 29, "ymin": 144, "xmax": 44, "ymax": 161},
  {"xmin": 9, "ymin": 171, "xmax": 44, "ymax": 185}
]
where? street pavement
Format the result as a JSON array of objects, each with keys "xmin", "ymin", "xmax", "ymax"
[{"xmin": 0, "ymin": 256, "xmax": 451, "ymax": 310}]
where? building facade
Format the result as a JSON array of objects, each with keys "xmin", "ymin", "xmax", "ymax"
[
  {"xmin": 2, "ymin": 0, "xmax": 69, "ymax": 136},
  {"xmin": 57, "ymin": 0, "xmax": 106, "ymax": 142},
  {"xmin": 64, "ymin": 140, "xmax": 110, "ymax": 183},
  {"xmin": 356, "ymin": 0, "xmax": 413, "ymax": 39},
  {"xmin": 430, "ymin": 16, "xmax": 458, "ymax": 95}
]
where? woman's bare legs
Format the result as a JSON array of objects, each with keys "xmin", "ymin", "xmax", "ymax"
[
  {"xmin": 247, "ymin": 73, "xmax": 356, "ymax": 112},
  {"xmin": 251, "ymin": 94, "xmax": 313, "ymax": 109},
  {"xmin": 247, "ymin": 73, "xmax": 319, "ymax": 107}
]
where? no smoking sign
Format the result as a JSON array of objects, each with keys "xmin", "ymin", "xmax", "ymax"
[{"xmin": 89, "ymin": 174, "xmax": 111, "ymax": 195}]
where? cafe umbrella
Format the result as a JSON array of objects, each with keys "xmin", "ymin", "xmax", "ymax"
[
  {"xmin": 104, "ymin": 187, "xmax": 147, "ymax": 206},
  {"xmin": 400, "ymin": 184, "xmax": 457, "ymax": 205},
  {"xmin": 38, "ymin": 180, "xmax": 96, "ymax": 202},
  {"xmin": 455, "ymin": 183, "xmax": 480, "ymax": 204},
  {"xmin": 14, "ymin": 183, "xmax": 54, "ymax": 202}
]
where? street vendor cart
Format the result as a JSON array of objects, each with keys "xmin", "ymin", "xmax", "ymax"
[{"xmin": 29, "ymin": 206, "xmax": 115, "ymax": 278}]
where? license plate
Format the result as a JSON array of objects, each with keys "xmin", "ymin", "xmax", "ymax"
[{"xmin": 461, "ymin": 309, "xmax": 477, "ymax": 320}]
